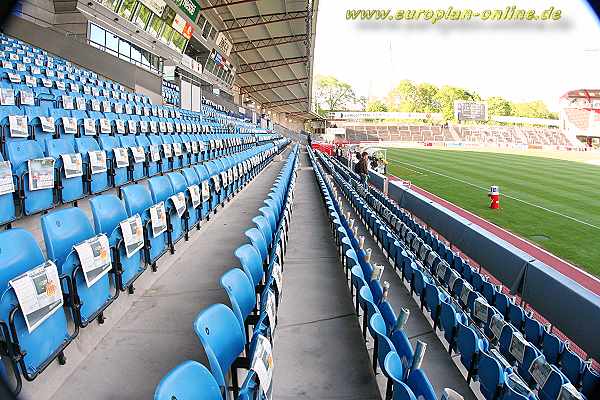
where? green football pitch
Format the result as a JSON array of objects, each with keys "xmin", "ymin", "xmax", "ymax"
[{"xmin": 385, "ymin": 148, "xmax": 600, "ymax": 278}]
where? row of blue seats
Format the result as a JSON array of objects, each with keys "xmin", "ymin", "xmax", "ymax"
[
  {"xmin": 320, "ymin": 153, "xmax": 599, "ymax": 400},
  {"xmin": 0, "ymin": 134, "xmax": 274, "ymax": 224},
  {"xmin": 308, "ymin": 147, "xmax": 443, "ymax": 400},
  {"xmin": 154, "ymin": 145, "xmax": 300, "ymax": 400},
  {"xmin": 0, "ymin": 140, "xmax": 288, "ymax": 394}
]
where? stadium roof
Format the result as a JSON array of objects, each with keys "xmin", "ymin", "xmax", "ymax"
[{"xmin": 201, "ymin": 0, "xmax": 321, "ymax": 121}]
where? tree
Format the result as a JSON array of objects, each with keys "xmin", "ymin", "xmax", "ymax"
[
  {"xmin": 415, "ymin": 82, "xmax": 440, "ymax": 112},
  {"xmin": 386, "ymin": 80, "xmax": 418, "ymax": 112},
  {"xmin": 512, "ymin": 100, "xmax": 558, "ymax": 119},
  {"xmin": 487, "ymin": 96, "xmax": 513, "ymax": 117},
  {"xmin": 313, "ymin": 75, "xmax": 357, "ymax": 115},
  {"xmin": 366, "ymin": 99, "xmax": 388, "ymax": 112},
  {"xmin": 433, "ymin": 86, "xmax": 477, "ymax": 121}
]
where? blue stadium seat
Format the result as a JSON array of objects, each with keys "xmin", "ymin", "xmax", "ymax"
[
  {"xmin": 154, "ymin": 360, "xmax": 221, "ymax": 400},
  {"xmin": 0, "ymin": 228, "xmax": 77, "ymax": 384},
  {"xmin": 148, "ymin": 175, "xmax": 184, "ymax": 251},
  {"xmin": 74, "ymin": 137, "xmax": 109, "ymax": 194},
  {"xmin": 121, "ymin": 184, "xmax": 167, "ymax": 271},
  {"xmin": 0, "ymin": 152, "xmax": 17, "ymax": 226},
  {"xmin": 89, "ymin": 194, "xmax": 146, "ymax": 293},
  {"xmin": 45, "ymin": 138, "xmax": 84, "ymax": 204},
  {"xmin": 193, "ymin": 304, "xmax": 246, "ymax": 397},
  {"xmin": 6, "ymin": 139, "xmax": 55, "ymax": 215},
  {"xmin": 406, "ymin": 369, "xmax": 436, "ymax": 400},
  {"xmin": 41, "ymin": 207, "xmax": 118, "ymax": 327}
]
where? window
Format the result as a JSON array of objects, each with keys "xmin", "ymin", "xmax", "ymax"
[
  {"xmin": 131, "ymin": 46, "xmax": 141, "ymax": 63},
  {"xmin": 205, "ymin": 57, "xmax": 216, "ymax": 74},
  {"xmin": 100, "ymin": 0, "xmax": 121, "ymax": 12},
  {"xmin": 106, "ymin": 31, "xmax": 119, "ymax": 56},
  {"xmin": 133, "ymin": 3, "xmax": 152, "ymax": 29},
  {"xmin": 170, "ymin": 32, "xmax": 187, "ymax": 53},
  {"xmin": 89, "ymin": 23, "xmax": 105, "ymax": 46},
  {"xmin": 197, "ymin": 14, "xmax": 206, "ymax": 31},
  {"xmin": 119, "ymin": 39, "xmax": 131, "ymax": 60},
  {"xmin": 147, "ymin": 15, "xmax": 164, "ymax": 38},
  {"xmin": 209, "ymin": 27, "xmax": 218, "ymax": 41},
  {"xmin": 202, "ymin": 22, "xmax": 212, "ymax": 39},
  {"xmin": 161, "ymin": 24, "xmax": 174, "ymax": 44},
  {"xmin": 117, "ymin": 0, "xmax": 137, "ymax": 20}
]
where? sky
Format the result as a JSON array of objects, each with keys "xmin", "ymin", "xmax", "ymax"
[{"xmin": 312, "ymin": 0, "xmax": 600, "ymax": 111}]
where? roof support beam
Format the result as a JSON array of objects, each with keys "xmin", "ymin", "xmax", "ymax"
[
  {"xmin": 199, "ymin": 0, "xmax": 258, "ymax": 11},
  {"xmin": 232, "ymin": 34, "xmax": 306, "ymax": 53},
  {"xmin": 262, "ymin": 97, "xmax": 309, "ymax": 108},
  {"xmin": 240, "ymin": 78, "xmax": 308, "ymax": 94},
  {"xmin": 221, "ymin": 11, "xmax": 308, "ymax": 32},
  {"xmin": 237, "ymin": 56, "xmax": 307, "ymax": 74}
]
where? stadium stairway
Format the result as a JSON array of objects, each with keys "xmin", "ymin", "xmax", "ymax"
[
  {"xmin": 14, "ymin": 146, "xmax": 291, "ymax": 400},
  {"xmin": 271, "ymin": 149, "xmax": 381, "ymax": 400}
]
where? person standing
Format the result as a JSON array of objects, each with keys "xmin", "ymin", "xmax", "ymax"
[
  {"xmin": 307, "ymin": 133, "xmax": 312, "ymax": 147},
  {"xmin": 356, "ymin": 151, "xmax": 369, "ymax": 187}
]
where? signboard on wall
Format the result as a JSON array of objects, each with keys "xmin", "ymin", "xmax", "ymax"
[
  {"xmin": 173, "ymin": 0, "xmax": 200, "ymax": 20},
  {"xmin": 139, "ymin": 0, "xmax": 167, "ymax": 16},
  {"xmin": 216, "ymin": 32, "xmax": 233, "ymax": 56},
  {"xmin": 172, "ymin": 13, "xmax": 194, "ymax": 39},
  {"xmin": 328, "ymin": 111, "xmax": 442, "ymax": 120},
  {"xmin": 454, "ymin": 101, "xmax": 488, "ymax": 121},
  {"xmin": 212, "ymin": 87, "xmax": 220, "ymax": 96}
]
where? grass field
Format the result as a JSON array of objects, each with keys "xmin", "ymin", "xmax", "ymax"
[{"xmin": 385, "ymin": 148, "xmax": 600, "ymax": 278}]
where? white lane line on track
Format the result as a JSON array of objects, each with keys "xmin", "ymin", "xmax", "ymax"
[{"xmin": 387, "ymin": 157, "xmax": 600, "ymax": 232}]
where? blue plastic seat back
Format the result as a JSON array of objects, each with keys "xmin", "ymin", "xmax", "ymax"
[
  {"xmin": 508, "ymin": 303, "xmax": 525, "ymax": 330},
  {"xmin": 384, "ymin": 352, "xmax": 405, "ymax": 385},
  {"xmin": 390, "ymin": 330, "xmax": 414, "ymax": 372},
  {"xmin": 154, "ymin": 360, "xmax": 221, "ymax": 400},
  {"xmin": 6, "ymin": 140, "xmax": 54, "ymax": 214},
  {"xmin": 478, "ymin": 351, "xmax": 505, "ymax": 400},
  {"xmin": 560, "ymin": 347, "xmax": 584, "ymax": 386},
  {"xmin": 45, "ymin": 138, "xmax": 85, "ymax": 202},
  {"xmin": 193, "ymin": 304, "xmax": 245, "ymax": 388},
  {"xmin": 523, "ymin": 313, "xmax": 543, "ymax": 347},
  {"xmin": 0, "ymin": 229, "xmax": 70, "ymax": 374},
  {"xmin": 42, "ymin": 207, "xmax": 95, "ymax": 267},
  {"xmin": 245, "ymin": 228, "xmax": 268, "ymax": 264},
  {"xmin": 542, "ymin": 329, "xmax": 564, "ymax": 365},
  {"xmin": 148, "ymin": 175, "xmax": 174, "ymax": 204},
  {"xmin": 220, "ymin": 268, "xmax": 256, "ymax": 340},
  {"xmin": 379, "ymin": 300, "xmax": 396, "ymax": 334},
  {"xmin": 252, "ymin": 215, "xmax": 273, "ymax": 247},
  {"xmin": 407, "ymin": 369, "xmax": 436, "ymax": 400},
  {"xmin": 89, "ymin": 194, "xmax": 128, "ymax": 235},
  {"xmin": 539, "ymin": 366, "xmax": 568, "ymax": 400},
  {"xmin": 393, "ymin": 381, "xmax": 418, "ymax": 400},
  {"xmin": 581, "ymin": 365, "xmax": 600, "ymax": 399},
  {"xmin": 234, "ymin": 244, "xmax": 264, "ymax": 288},
  {"xmin": 181, "ymin": 167, "xmax": 199, "ymax": 186},
  {"xmin": 259, "ymin": 206, "xmax": 277, "ymax": 233},
  {"xmin": 456, "ymin": 322, "xmax": 481, "ymax": 370},
  {"xmin": 0, "ymin": 153, "xmax": 16, "ymax": 225}
]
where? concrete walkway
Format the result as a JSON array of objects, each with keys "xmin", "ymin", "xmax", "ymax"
[{"xmin": 273, "ymin": 151, "xmax": 381, "ymax": 400}]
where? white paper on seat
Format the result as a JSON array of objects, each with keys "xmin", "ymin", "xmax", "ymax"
[
  {"xmin": 460, "ymin": 282, "xmax": 472, "ymax": 305},
  {"xmin": 150, "ymin": 202, "xmax": 167, "ymax": 238},
  {"xmin": 74, "ymin": 234, "xmax": 112, "ymax": 288},
  {"xmin": 529, "ymin": 354, "xmax": 552, "ymax": 387},
  {"xmin": 201, "ymin": 181, "xmax": 210, "ymax": 200},
  {"xmin": 172, "ymin": 143, "xmax": 182, "ymax": 156},
  {"xmin": 76, "ymin": 97, "xmax": 86, "ymax": 110},
  {"xmin": 251, "ymin": 334, "xmax": 274, "ymax": 399},
  {"xmin": 62, "ymin": 153, "xmax": 83, "ymax": 178},
  {"xmin": 473, "ymin": 297, "xmax": 489, "ymax": 322},
  {"xmin": 89, "ymin": 150, "xmax": 108, "ymax": 174},
  {"xmin": 184, "ymin": 142, "xmax": 192, "ymax": 153},
  {"xmin": 9, "ymin": 260, "xmax": 63, "ymax": 333},
  {"xmin": 509, "ymin": 332, "xmax": 527, "ymax": 364},
  {"xmin": 28, "ymin": 157, "xmax": 55, "ymax": 191},
  {"xmin": 162, "ymin": 143, "xmax": 173, "ymax": 158},
  {"xmin": 266, "ymin": 290, "xmax": 277, "ymax": 330},
  {"xmin": 220, "ymin": 171, "xmax": 228, "ymax": 186},
  {"xmin": 170, "ymin": 192, "xmax": 187, "ymax": 217},
  {"xmin": 115, "ymin": 120, "xmax": 126, "ymax": 134},
  {"xmin": 188, "ymin": 185, "xmax": 201, "ymax": 209},
  {"xmin": 99, "ymin": 118, "xmax": 111, "ymax": 134},
  {"xmin": 557, "ymin": 383, "xmax": 584, "ymax": 400},
  {"xmin": 489, "ymin": 314, "xmax": 506, "ymax": 339},
  {"xmin": 127, "ymin": 120, "xmax": 137, "ymax": 134},
  {"xmin": 9, "ymin": 115, "xmax": 28, "ymax": 138},
  {"xmin": 212, "ymin": 176, "xmax": 221, "ymax": 192},
  {"xmin": 191, "ymin": 141, "xmax": 198, "ymax": 154},
  {"xmin": 0, "ymin": 161, "xmax": 15, "ymax": 195},
  {"xmin": 83, "ymin": 119, "xmax": 97, "ymax": 136},
  {"xmin": 20, "ymin": 90, "xmax": 34, "ymax": 105},
  {"xmin": 149, "ymin": 145, "xmax": 161, "ymax": 162},
  {"xmin": 272, "ymin": 262, "xmax": 283, "ymax": 301},
  {"xmin": 120, "ymin": 214, "xmax": 144, "ymax": 258},
  {"xmin": 131, "ymin": 147, "xmax": 145, "ymax": 164},
  {"xmin": 25, "ymin": 75, "xmax": 37, "ymax": 87},
  {"xmin": 62, "ymin": 117, "xmax": 77, "ymax": 134},
  {"xmin": 114, "ymin": 147, "xmax": 129, "ymax": 168}
]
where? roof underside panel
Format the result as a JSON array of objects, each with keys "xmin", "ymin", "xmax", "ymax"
[{"xmin": 205, "ymin": 0, "xmax": 317, "ymax": 117}]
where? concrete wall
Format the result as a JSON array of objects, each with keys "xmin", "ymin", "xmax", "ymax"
[{"xmin": 4, "ymin": 15, "xmax": 162, "ymax": 97}]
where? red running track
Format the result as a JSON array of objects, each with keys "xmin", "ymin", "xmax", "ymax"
[{"xmin": 389, "ymin": 176, "xmax": 600, "ymax": 296}]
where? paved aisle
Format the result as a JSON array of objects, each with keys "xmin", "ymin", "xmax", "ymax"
[{"xmin": 273, "ymin": 150, "xmax": 381, "ymax": 400}]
